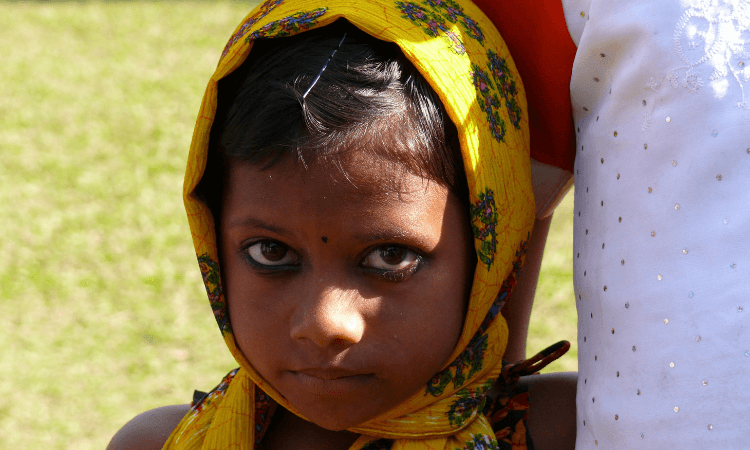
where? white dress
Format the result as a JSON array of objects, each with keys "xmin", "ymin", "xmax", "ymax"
[{"xmin": 562, "ymin": 0, "xmax": 750, "ymax": 447}]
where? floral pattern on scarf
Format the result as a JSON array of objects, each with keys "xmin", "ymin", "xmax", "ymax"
[
  {"xmin": 470, "ymin": 188, "xmax": 499, "ymax": 269},
  {"xmin": 198, "ymin": 254, "xmax": 229, "ymax": 335},
  {"xmin": 395, "ymin": 0, "xmax": 485, "ymax": 49},
  {"xmin": 221, "ymin": 0, "xmax": 287, "ymax": 59},
  {"xmin": 246, "ymin": 8, "xmax": 329, "ymax": 41}
]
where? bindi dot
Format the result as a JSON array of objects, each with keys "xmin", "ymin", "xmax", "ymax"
[{"xmin": 321, "ymin": 236, "xmax": 328, "ymax": 243}]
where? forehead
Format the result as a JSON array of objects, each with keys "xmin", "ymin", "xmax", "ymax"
[
  {"xmin": 219, "ymin": 157, "xmax": 461, "ymax": 253},
  {"xmin": 224, "ymin": 154, "xmax": 447, "ymax": 207},
  {"xmin": 219, "ymin": 155, "xmax": 456, "ymax": 238}
]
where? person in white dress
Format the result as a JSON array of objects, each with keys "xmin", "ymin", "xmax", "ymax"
[{"xmin": 560, "ymin": 0, "xmax": 750, "ymax": 447}]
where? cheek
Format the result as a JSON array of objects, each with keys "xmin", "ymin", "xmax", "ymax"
[
  {"xmin": 425, "ymin": 270, "xmax": 468, "ymax": 348},
  {"xmin": 381, "ymin": 263, "xmax": 470, "ymax": 381},
  {"xmin": 418, "ymin": 225, "xmax": 475, "ymax": 367},
  {"xmin": 386, "ymin": 210, "xmax": 475, "ymax": 381},
  {"xmin": 226, "ymin": 279, "xmax": 266, "ymax": 357},
  {"xmin": 226, "ymin": 284, "xmax": 294, "ymax": 381},
  {"xmin": 221, "ymin": 247, "xmax": 287, "ymax": 373}
]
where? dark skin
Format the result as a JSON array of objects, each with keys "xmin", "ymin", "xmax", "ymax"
[
  {"xmin": 221, "ymin": 156, "xmax": 474, "ymax": 446},
  {"xmin": 107, "ymin": 158, "xmax": 576, "ymax": 450}
]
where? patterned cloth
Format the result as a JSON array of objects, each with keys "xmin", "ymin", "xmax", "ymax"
[{"xmin": 164, "ymin": 0, "xmax": 563, "ymax": 449}]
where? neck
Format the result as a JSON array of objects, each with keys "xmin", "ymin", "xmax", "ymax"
[{"xmin": 260, "ymin": 407, "xmax": 361, "ymax": 450}]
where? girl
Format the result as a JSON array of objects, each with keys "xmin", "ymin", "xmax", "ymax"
[{"xmin": 108, "ymin": 1, "xmax": 576, "ymax": 449}]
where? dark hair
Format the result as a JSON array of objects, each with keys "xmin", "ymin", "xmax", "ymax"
[{"xmin": 199, "ymin": 19, "xmax": 467, "ymax": 213}]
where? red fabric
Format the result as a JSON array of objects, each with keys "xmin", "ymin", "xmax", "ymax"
[{"xmin": 473, "ymin": 0, "xmax": 577, "ymax": 173}]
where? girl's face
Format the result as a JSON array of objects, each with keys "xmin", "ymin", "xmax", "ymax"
[{"xmin": 219, "ymin": 155, "xmax": 475, "ymax": 431}]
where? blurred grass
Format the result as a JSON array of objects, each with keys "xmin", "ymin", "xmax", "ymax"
[{"xmin": 0, "ymin": 2, "xmax": 575, "ymax": 449}]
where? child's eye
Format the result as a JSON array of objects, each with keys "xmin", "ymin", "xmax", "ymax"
[
  {"xmin": 246, "ymin": 240, "xmax": 299, "ymax": 267},
  {"xmin": 361, "ymin": 246, "xmax": 422, "ymax": 275}
]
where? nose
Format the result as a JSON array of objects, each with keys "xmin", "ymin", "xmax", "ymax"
[{"xmin": 290, "ymin": 285, "xmax": 365, "ymax": 348}]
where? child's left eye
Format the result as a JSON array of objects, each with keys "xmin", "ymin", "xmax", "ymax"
[{"xmin": 361, "ymin": 246, "xmax": 421, "ymax": 273}]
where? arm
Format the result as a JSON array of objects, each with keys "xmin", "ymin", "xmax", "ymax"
[
  {"xmin": 107, "ymin": 404, "xmax": 190, "ymax": 450},
  {"xmin": 500, "ymin": 213, "xmax": 553, "ymax": 362},
  {"xmin": 521, "ymin": 371, "xmax": 577, "ymax": 450},
  {"xmin": 502, "ymin": 158, "xmax": 573, "ymax": 362}
]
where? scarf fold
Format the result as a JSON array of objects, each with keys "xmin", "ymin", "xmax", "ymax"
[{"xmin": 166, "ymin": 0, "xmax": 537, "ymax": 448}]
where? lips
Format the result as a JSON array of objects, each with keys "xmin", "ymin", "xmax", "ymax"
[
  {"xmin": 296, "ymin": 367, "xmax": 363, "ymax": 380},
  {"xmin": 290, "ymin": 368, "xmax": 375, "ymax": 395}
]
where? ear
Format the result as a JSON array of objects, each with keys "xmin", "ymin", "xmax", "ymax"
[{"xmin": 530, "ymin": 158, "xmax": 574, "ymax": 220}]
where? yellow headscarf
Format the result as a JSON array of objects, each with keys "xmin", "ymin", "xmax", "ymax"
[{"xmin": 166, "ymin": 0, "xmax": 535, "ymax": 448}]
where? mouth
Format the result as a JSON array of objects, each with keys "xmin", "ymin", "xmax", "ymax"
[{"xmin": 290, "ymin": 369, "xmax": 375, "ymax": 395}]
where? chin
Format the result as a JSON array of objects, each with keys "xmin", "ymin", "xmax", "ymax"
[
  {"xmin": 290, "ymin": 393, "xmax": 390, "ymax": 432},
  {"xmin": 280, "ymin": 371, "xmax": 393, "ymax": 431},
  {"xmin": 313, "ymin": 417, "xmax": 359, "ymax": 431}
]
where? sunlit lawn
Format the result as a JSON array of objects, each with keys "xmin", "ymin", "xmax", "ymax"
[{"xmin": 0, "ymin": 2, "xmax": 576, "ymax": 449}]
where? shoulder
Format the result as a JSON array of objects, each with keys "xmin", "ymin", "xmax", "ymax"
[
  {"xmin": 107, "ymin": 404, "xmax": 191, "ymax": 450},
  {"xmin": 521, "ymin": 372, "xmax": 577, "ymax": 450}
]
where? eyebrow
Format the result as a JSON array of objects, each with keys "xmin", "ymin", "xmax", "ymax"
[
  {"xmin": 228, "ymin": 216, "xmax": 436, "ymax": 248},
  {"xmin": 226, "ymin": 217, "xmax": 293, "ymax": 236},
  {"xmin": 353, "ymin": 229, "xmax": 436, "ymax": 249}
]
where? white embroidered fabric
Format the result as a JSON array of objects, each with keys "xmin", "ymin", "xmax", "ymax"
[{"xmin": 563, "ymin": 0, "xmax": 750, "ymax": 447}]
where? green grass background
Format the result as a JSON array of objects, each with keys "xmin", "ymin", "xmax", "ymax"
[{"xmin": 0, "ymin": 2, "xmax": 576, "ymax": 449}]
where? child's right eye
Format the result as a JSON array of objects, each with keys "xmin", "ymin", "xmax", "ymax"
[{"xmin": 245, "ymin": 240, "xmax": 299, "ymax": 267}]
